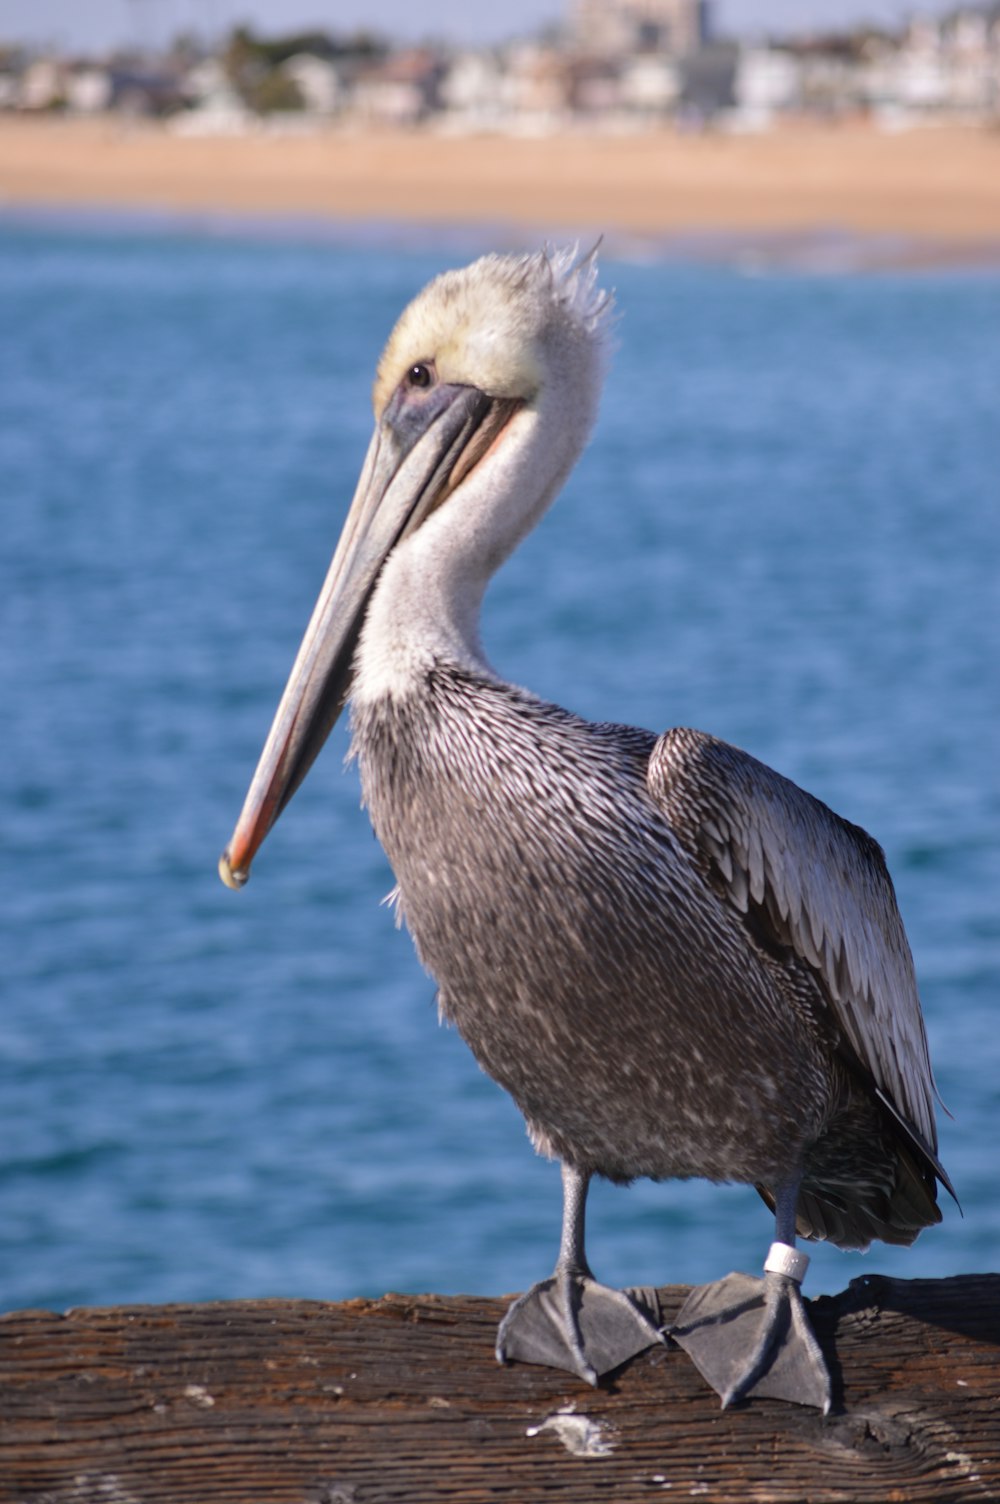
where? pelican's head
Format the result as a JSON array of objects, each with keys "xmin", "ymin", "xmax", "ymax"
[
  {"xmin": 374, "ymin": 243, "xmax": 611, "ymax": 422},
  {"xmin": 220, "ymin": 246, "xmax": 612, "ymax": 889}
]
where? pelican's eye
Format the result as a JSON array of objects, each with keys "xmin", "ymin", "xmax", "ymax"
[{"xmin": 406, "ymin": 361, "xmax": 434, "ymax": 390}]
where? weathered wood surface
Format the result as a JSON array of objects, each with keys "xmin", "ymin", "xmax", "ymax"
[{"xmin": 1, "ymin": 1275, "xmax": 998, "ymax": 1503}]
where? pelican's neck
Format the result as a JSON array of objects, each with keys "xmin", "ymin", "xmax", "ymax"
[
  {"xmin": 355, "ymin": 518, "xmax": 496, "ymax": 697},
  {"xmin": 353, "ymin": 395, "xmax": 591, "ymax": 705}
]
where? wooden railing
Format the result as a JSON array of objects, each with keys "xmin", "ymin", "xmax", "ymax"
[{"xmin": 2, "ymin": 1274, "xmax": 997, "ymax": 1502}]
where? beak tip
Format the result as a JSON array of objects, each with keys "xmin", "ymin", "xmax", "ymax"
[{"xmin": 218, "ymin": 848, "xmax": 250, "ymax": 890}]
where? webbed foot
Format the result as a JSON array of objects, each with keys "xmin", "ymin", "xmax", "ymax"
[
  {"xmin": 497, "ymin": 1271, "xmax": 663, "ymax": 1383},
  {"xmin": 671, "ymin": 1266, "xmax": 831, "ymax": 1412}
]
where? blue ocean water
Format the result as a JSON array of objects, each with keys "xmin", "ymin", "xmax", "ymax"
[{"xmin": 1, "ymin": 220, "xmax": 998, "ymax": 1316}]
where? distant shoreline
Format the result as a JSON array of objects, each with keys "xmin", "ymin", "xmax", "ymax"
[
  {"xmin": 8, "ymin": 201, "xmax": 1000, "ymax": 276},
  {"xmin": 3, "ymin": 116, "xmax": 1000, "ymax": 269}
]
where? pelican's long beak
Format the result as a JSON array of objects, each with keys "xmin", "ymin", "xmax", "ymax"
[{"xmin": 219, "ymin": 382, "xmax": 515, "ymax": 890}]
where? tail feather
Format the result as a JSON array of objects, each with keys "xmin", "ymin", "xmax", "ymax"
[{"xmin": 757, "ymin": 1089, "xmax": 948, "ymax": 1252}]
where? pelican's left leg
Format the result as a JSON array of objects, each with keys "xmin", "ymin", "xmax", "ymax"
[
  {"xmin": 669, "ymin": 1179, "xmax": 832, "ymax": 1412},
  {"xmin": 496, "ymin": 1162, "xmax": 665, "ymax": 1383}
]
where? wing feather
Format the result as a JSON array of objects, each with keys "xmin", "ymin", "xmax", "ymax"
[{"xmin": 648, "ymin": 727, "xmax": 939, "ymax": 1153}]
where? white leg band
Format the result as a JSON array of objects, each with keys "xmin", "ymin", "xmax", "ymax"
[{"xmin": 764, "ymin": 1242, "xmax": 810, "ymax": 1283}]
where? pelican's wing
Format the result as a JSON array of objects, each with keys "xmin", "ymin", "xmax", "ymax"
[{"xmin": 647, "ymin": 727, "xmax": 938, "ymax": 1152}]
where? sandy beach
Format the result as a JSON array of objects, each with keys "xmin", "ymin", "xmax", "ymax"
[{"xmin": 3, "ymin": 116, "xmax": 1000, "ymax": 259}]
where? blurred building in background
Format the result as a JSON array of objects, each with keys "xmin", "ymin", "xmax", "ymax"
[
  {"xmin": 570, "ymin": 0, "xmax": 709, "ymax": 57},
  {"xmin": 0, "ymin": 1, "xmax": 998, "ymax": 130}
]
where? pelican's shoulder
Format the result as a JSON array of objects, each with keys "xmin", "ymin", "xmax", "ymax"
[{"xmin": 649, "ymin": 727, "xmax": 889, "ymax": 887}]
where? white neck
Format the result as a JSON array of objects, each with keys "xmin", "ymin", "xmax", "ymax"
[{"xmin": 353, "ymin": 393, "xmax": 592, "ymax": 703}]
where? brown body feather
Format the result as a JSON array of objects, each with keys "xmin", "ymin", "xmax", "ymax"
[{"xmin": 354, "ymin": 666, "xmax": 943, "ymax": 1252}]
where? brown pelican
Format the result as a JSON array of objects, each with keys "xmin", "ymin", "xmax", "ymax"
[{"xmin": 219, "ymin": 246, "xmax": 951, "ymax": 1410}]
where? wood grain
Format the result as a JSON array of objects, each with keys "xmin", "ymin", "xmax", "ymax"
[{"xmin": 2, "ymin": 1275, "xmax": 998, "ymax": 1502}]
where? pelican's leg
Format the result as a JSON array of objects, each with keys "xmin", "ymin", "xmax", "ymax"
[
  {"xmin": 670, "ymin": 1179, "xmax": 832, "ymax": 1412},
  {"xmin": 496, "ymin": 1163, "xmax": 664, "ymax": 1383}
]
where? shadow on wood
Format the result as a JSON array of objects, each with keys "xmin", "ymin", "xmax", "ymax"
[{"xmin": 2, "ymin": 1274, "xmax": 997, "ymax": 1502}]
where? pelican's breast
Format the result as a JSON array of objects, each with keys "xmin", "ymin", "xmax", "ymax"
[{"xmin": 352, "ymin": 666, "xmax": 835, "ymax": 1185}]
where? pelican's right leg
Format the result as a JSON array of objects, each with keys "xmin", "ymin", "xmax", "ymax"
[
  {"xmin": 495, "ymin": 1162, "xmax": 664, "ymax": 1383},
  {"xmin": 669, "ymin": 1178, "xmax": 832, "ymax": 1411}
]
